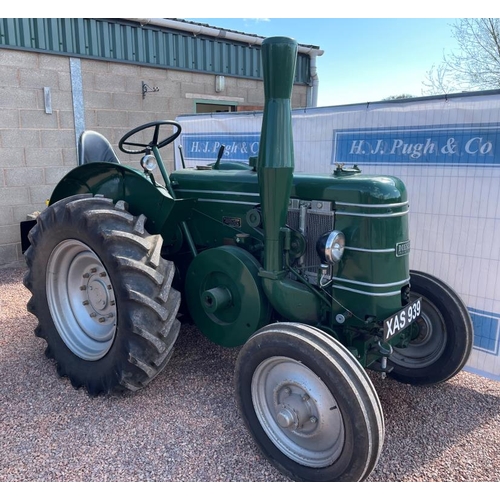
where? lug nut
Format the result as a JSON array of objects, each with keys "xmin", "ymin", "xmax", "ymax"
[
  {"xmin": 302, "ymin": 393, "xmax": 310, "ymax": 402},
  {"xmin": 83, "ymin": 273, "xmax": 90, "ymax": 279},
  {"xmin": 90, "ymin": 312, "xmax": 96, "ymax": 318},
  {"xmin": 80, "ymin": 285, "xmax": 87, "ymax": 291},
  {"xmin": 90, "ymin": 267, "xmax": 97, "ymax": 273},
  {"xmin": 98, "ymin": 317, "xmax": 105, "ymax": 323},
  {"xmin": 309, "ymin": 416, "xmax": 318, "ymax": 424},
  {"xmin": 107, "ymin": 284, "xmax": 112, "ymax": 290},
  {"xmin": 82, "ymin": 300, "xmax": 89, "ymax": 306},
  {"xmin": 283, "ymin": 386, "xmax": 291, "ymax": 396},
  {"xmin": 100, "ymin": 272, "xmax": 107, "ymax": 277},
  {"xmin": 110, "ymin": 300, "xmax": 115, "ymax": 306}
]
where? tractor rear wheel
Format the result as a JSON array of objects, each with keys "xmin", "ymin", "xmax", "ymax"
[
  {"xmin": 388, "ymin": 270, "xmax": 473, "ymax": 385},
  {"xmin": 235, "ymin": 322, "xmax": 384, "ymax": 482},
  {"xmin": 24, "ymin": 194, "xmax": 181, "ymax": 395}
]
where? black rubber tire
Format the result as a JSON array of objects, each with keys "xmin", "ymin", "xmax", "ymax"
[
  {"xmin": 24, "ymin": 194, "xmax": 181, "ymax": 396},
  {"xmin": 388, "ymin": 270, "xmax": 473, "ymax": 386},
  {"xmin": 235, "ymin": 322, "xmax": 385, "ymax": 482}
]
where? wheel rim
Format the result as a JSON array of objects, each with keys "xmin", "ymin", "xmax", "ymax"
[
  {"xmin": 251, "ymin": 356, "xmax": 345, "ymax": 468},
  {"xmin": 391, "ymin": 295, "xmax": 446, "ymax": 369},
  {"xmin": 46, "ymin": 239, "xmax": 117, "ymax": 361}
]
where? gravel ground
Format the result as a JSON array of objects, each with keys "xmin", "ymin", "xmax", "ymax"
[{"xmin": 1, "ymin": 264, "xmax": 499, "ymax": 482}]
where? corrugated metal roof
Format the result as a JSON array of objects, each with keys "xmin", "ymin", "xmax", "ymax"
[{"xmin": 0, "ymin": 18, "xmax": 311, "ymax": 84}]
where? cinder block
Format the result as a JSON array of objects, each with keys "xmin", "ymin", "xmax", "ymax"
[
  {"xmin": 246, "ymin": 88, "xmax": 266, "ymax": 105},
  {"xmin": 44, "ymin": 166, "xmax": 73, "ymax": 184},
  {"xmin": 58, "ymin": 110, "xmax": 75, "ymax": 129},
  {"xmin": 0, "ymin": 129, "xmax": 40, "ymax": 148},
  {"xmin": 0, "ymin": 49, "xmax": 39, "ymax": 70},
  {"xmin": 0, "ymin": 66, "xmax": 18, "ymax": 87},
  {"xmin": 39, "ymin": 54, "xmax": 70, "ymax": 72},
  {"xmin": 96, "ymin": 110, "xmax": 129, "ymax": 128},
  {"xmin": 83, "ymin": 90, "xmax": 113, "ymax": 110},
  {"xmin": 19, "ymin": 68, "xmax": 60, "ymax": 89},
  {"xmin": 29, "ymin": 184, "xmax": 54, "ymax": 205},
  {"xmin": 110, "ymin": 63, "xmax": 140, "ymax": 77},
  {"xmin": 20, "ymin": 109, "xmax": 59, "ymax": 130},
  {"xmin": 5, "ymin": 167, "xmax": 44, "ymax": 187},
  {"xmin": 40, "ymin": 129, "xmax": 74, "ymax": 149},
  {"xmin": 167, "ymin": 70, "xmax": 193, "ymax": 83},
  {"xmin": 0, "ymin": 243, "xmax": 19, "ymax": 266},
  {"xmin": 47, "ymin": 90, "xmax": 74, "ymax": 111},
  {"xmin": 139, "ymin": 66, "xmax": 168, "ymax": 79},
  {"xmin": 0, "ymin": 187, "xmax": 30, "ymax": 206},
  {"xmin": 0, "ymin": 207, "xmax": 13, "ymax": 225},
  {"xmin": 57, "ymin": 72, "xmax": 72, "ymax": 92},
  {"xmin": 1, "ymin": 149, "xmax": 26, "ymax": 169},
  {"xmin": 0, "ymin": 87, "xmax": 38, "ymax": 109},
  {"xmin": 237, "ymin": 78, "xmax": 258, "ymax": 89},
  {"xmin": 94, "ymin": 74, "xmax": 126, "ymax": 93},
  {"xmin": 113, "ymin": 93, "xmax": 143, "ymax": 112},
  {"xmin": 181, "ymin": 82, "xmax": 208, "ymax": 96},
  {"xmin": 25, "ymin": 148, "xmax": 63, "ymax": 168},
  {"xmin": 81, "ymin": 59, "xmax": 110, "ymax": 74},
  {"xmin": 0, "ymin": 109, "xmax": 19, "ymax": 128},
  {"xmin": 0, "ymin": 224, "xmax": 21, "ymax": 245},
  {"xmin": 62, "ymin": 148, "xmax": 78, "ymax": 167}
]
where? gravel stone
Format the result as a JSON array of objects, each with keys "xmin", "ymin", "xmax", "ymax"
[{"xmin": 1, "ymin": 265, "xmax": 499, "ymax": 482}]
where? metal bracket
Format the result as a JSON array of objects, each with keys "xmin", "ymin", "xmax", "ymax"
[{"xmin": 142, "ymin": 81, "xmax": 159, "ymax": 99}]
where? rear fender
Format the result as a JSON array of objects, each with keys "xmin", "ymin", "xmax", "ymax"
[{"xmin": 49, "ymin": 162, "xmax": 196, "ymax": 241}]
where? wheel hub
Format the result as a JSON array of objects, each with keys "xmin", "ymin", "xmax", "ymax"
[
  {"xmin": 276, "ymin": 387, "xmax": 318, "ymax": 432},
  {"xmin": 251, "ymin": 356, "xmax": 344, "ymax": 468},
  {"xmin": 46, "ymin": 239, "xmax": 117, "ymax": 360},
  {"xmin": 79, "ymin": 266, "xmax": 116, "ymax": 332}
]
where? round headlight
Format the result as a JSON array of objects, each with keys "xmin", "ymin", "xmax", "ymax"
[
  {"xmin": 140, "ymin": 154, "xmax": 157, "ymax": 172},
  {"xmin": 316, "ymin": 230, "xmax": 345, "ymax": 264}
]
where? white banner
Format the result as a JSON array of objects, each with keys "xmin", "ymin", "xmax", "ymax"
[{"xmin": 175, "ymin": 91, "xmax": 500, "ymax": 381}]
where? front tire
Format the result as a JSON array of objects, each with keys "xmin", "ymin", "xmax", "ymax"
[
  {"xmin": 389, "ymin": 270, "xmax": 473, "ymax": 385},
  {"xmin": 24, "ymin": 194, "xmax": 181, "ymax": 395},
  {"xmin": 235, "ymin": 322, "xmax": 384, "ymax": 482}
]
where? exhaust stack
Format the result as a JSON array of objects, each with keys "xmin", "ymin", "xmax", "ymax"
[
  {"xmin": 258, "ymin": 36, "xmax": 297, "ymax": 275},
  {"xmin": 257, "ymin": 36, "xmax": 320, "ymax": 323}
]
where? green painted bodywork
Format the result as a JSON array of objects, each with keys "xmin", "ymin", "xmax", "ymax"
[
  {"xmin": 46, "ymin": 35, "xmax": 414, "ymax": 367},
  {"xmin": 170, "ymin": 168, "xmax": 409, "ymax": 325},
  {"xmin": 49, "ymin": 162, "xmax": 196, "ymax": 247}
]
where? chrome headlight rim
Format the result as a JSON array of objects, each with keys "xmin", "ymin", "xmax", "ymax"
[
  {"xmin": 317, "ymin": 230, "xmax": 345, "ymax": 264},
  {"xmin": 140, "ymin": 154, "xmax": 158, "ymax": 172}
]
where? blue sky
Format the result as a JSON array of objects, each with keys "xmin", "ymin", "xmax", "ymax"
[{"xmin": 185, "ymin": 18, "xmax": 461, "ymax": 107}]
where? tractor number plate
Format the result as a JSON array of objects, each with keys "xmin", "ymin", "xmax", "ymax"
[{"xmin": 383, "ymin": 297, "xmax": 422, "ymax": 341}]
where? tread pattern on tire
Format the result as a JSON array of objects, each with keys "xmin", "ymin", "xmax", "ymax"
[{"xmin": 24, "ymin": 194, "xmax": 181, "ymax": 395}]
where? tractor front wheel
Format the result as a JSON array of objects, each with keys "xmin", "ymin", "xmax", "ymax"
[
  {"xmin": 24, "ymin": 194, "xmax": 181, "ymax": 395},
  {"xmin": 235, "ymin": 322, "xmax": 385, "ymax": 482},
  {"xmin": 388, "ymin": 270, "xmax": 473, "ymax": 385}
]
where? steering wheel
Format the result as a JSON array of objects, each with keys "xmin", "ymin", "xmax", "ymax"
[{"xmin": 119, "ymin": 120, "xmax": 182, "ymax": 154}]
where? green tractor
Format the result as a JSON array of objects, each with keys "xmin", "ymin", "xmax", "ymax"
[{"xmin": 24, "ymin": 36, "xmax": 473, "ymax": 482}]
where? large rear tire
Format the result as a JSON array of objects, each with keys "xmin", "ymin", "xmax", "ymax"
[
  {"xmin": 24, "ymin": 194, "xmax": 181, "ymax": 395},
  {"xmin": 388, "ymin": 270, "xmax": 473, "ymax": 385},
  {"xmin": 235, "ymin": 322, "xmax": 384, "ymax": 482}
]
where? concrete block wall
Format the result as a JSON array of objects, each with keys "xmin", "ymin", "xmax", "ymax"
[
  {"xmin": 0, "ymin": 50, "xmax": 76, "ymax": 266},
  {"xmin": 0, "ymin": 47, "xmax": 308, "ymax": 266}
]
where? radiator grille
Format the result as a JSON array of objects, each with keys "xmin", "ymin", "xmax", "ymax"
[{"xmin": 287, "ymin": 200, "xmax": 335, "ymax": 273}]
